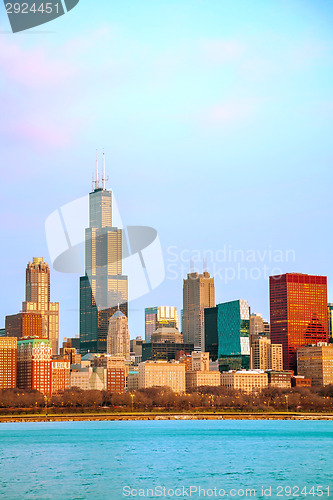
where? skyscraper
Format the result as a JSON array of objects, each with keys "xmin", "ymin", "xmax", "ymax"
[
  {"xmin": 145, "ymin": 306, "xmax": 179, "ymax": 342},
  {"xmin": 270, "ymin": 273, "xmax": 329, "ymax": 372},
  {"xmin": 80, "ymin": 155, "xmax": 128, "ymax": 354},
  {"xmin": 182, "ymin": 271, "xmax": 215, "ymax": 351},
  {"xmin": 107, "ymin": 310, "xmax": 130, "ymax": 359},
  {"xmin": 217, "ymin": 300, "xmax": 251, "ymax": 371},
  {"xmin": 6, "ymin": 258, "xmax": 59, "ymax": 354}
]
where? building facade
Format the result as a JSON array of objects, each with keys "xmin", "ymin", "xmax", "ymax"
[
  {"xmin": 266, "ymin": 370, "xmax": 292, "ymax": 388},
  {"xmin": 297, "ymin": 344, "xmax": 333, "ymax": 386},
  {"xmin": 192, "ymin": 352, "xmax": 210, "ymax": 371},
  {"xmin": 80, "ymin": 164, "xmax": 128, "ymax": 354},
  {"xmin": 204, "ymin": 306, "xmax": 218, "ymax": 361},
  {"xmin": 138, "ymin": 361, "xmax": 185, "ymax": 393},
  {"xmin": 0, "ymin": 337, "xmax": 17, "ymax": 389},
  {"xmin": 185, "ymin": 370, "xmax": 221, "ymax": 391},
  {"xmin": 270, "ymin": 273, "xmax": 329, "ymax": 372},
  {"xmin": 145, "ymin": 306, "xmax": 179, "ymax": 342},
  {"xmin": 107, "ymin": 310, "xmax": 130, "ymax": 359},
  {"xmin": 142, "ymin": 342, "xmax": 194, "ymax": 362},
  {"xmin": 51, "ymin": 358, "xmax": 70, "ymax": 395},
  {"xmin": 217, "ymin": 300, "xmax": 250, "ymax": 371},
  {"xmin": 220, "ymin": 370, "xmax": 268, "ymax": 393},
  {"xmin": 17, "ymin": 338, "xmax": 52, "ymax": 395},
  {"xmin": 5, "ymin": 312, "xmax": 42, "ymax": 339},
  {"xmin": 6, "ymin": 258, "xmax": 59, "ymax": 354},
  {"xmin": 183, "ymin": 271, "xmax": 215, "ymax": 351},
  {"xmin": 251, "ymin": 337, "xmax": 283, "ymax": 371}
]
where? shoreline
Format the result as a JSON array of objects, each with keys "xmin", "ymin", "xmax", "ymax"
[{"xmin": 1, "ymin": 412, "xmax": 333, "ymax": 423}]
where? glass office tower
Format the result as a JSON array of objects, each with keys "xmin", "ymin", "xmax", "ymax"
[
  {"xmin": 80, "ymin": 179, "xmax": 128, "ymax": 354},
  {"xmin": 217, "ymin": 300, "xmax": 250, "ymax": 371},
  {"xmin": 270, "ymin": 273, "xmax": 328, "ymax": 372}
]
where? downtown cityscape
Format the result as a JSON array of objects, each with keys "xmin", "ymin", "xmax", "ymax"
[
  {"xmin": 1, "ymin": 1, "xmax": 333, "ymax": 498},
  {"xmin": 1, "ymin": 161, "xmax": 333, "ymax": 412}
]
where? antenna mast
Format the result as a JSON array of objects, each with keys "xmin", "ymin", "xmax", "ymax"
[
  {"xmin": 95, "ymin": 150, "xmax": 99, "ymax": 190},
  {"xmin": 102, "ymin": 151, "xmax": 106, "ymax": 190}
]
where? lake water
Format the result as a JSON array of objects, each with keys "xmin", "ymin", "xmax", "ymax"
[{"xmin": 0, "ymin": 420, "xmax": 332, "ymax": 499}]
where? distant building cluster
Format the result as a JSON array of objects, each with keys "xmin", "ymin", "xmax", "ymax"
[{"xmin": 1, "ymin": 164, "xmax": 333, "ymax": 397}]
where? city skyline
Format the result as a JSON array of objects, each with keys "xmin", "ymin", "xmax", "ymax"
[{"xmin": 1, "ymin": 1, "xmax": 333, "ymax": 345}]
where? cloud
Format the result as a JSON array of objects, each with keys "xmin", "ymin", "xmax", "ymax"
[
  {"xmin": 0, "ymin": 38, "xmax": 76, "ymax": 88},
  {"xmin": 202, "ymin": 98, "xmax": 263, "ymax": 126},
  {"xmin": 199, "ymin": 39, "xmax": 246, "ymax": 64}
]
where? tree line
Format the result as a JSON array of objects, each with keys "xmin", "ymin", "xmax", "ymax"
[{"xmin": 0, "ymin": 385, "xmax": 333, "ymax": 413}]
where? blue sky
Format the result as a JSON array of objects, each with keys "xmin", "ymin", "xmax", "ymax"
[{"xmin": 1, "ymin": 0, "xmax": 333, "ymax": 343}]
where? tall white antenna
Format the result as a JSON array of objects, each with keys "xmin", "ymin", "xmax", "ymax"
[
  {"xmin": 102, "ymin": 151, "xmax": 106, "ymax": 190},
  {"xmin": 95, "ymin": 150, "xmax": 99, "ymax": 190}
]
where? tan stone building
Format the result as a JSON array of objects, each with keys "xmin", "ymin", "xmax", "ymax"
[
  {"xmin": 297, "ymin": 343, "xmax": 333, "ymax": 386},
  {"xmin": 251, "ymin": 337, "xmax": 283, "ymax": 371},
  {"xmin": 0, "ymin": 337, "xmax": 17, "ymax": 389},
  {"xmin": 183, "ymin": 271, "xmax": 215, "ymax": 351},
  {"xmin": 220, "ymin": 370, "xmax": 268, "ymax": 393},
  {"xmin": 186, "ymin": 370, "xmax": 220, "ymax": 391},
  {"xmin": 138, "ymin": 361, "xmax": 185, "ymax": 393},
  {"xmin": 107, "ymin": 310, "xmax": 130, "ymax": 359}
]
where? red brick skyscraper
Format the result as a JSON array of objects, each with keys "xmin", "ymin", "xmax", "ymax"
[{"xmin": 270, "ymin": 273, "xmax": 329, "ymax": 372}]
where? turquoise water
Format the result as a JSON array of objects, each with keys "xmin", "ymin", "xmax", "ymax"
[{"xmin": 0, "ymin": 420, "xmax": 332, "ymax": 500}]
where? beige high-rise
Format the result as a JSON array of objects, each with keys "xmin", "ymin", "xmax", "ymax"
[
  {"xmin": 23, "ymin": 258, "xmax": 59, "ymax": 355},
  {"xmin": 8, "ymin": 258, "xmax": 59, "ymax": 355},
  {"xmin": 107, "ymin": 310, "xmax": 130, "ymax": 359},
  {"xmin": 297, "ymin": 343, "xmax": 333, "ymax": 386},
  {"xmin": 183, "ymin": 271, "xmax": 215, "ymax": 351},
  {"xmin": 251, "ymin": 337, "xmax": 283, "ymax": 371}
]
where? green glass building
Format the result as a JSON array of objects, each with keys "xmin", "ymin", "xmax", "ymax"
[{"xmin": 217, "ymin": 300, "xmax": 250, "ymax": 371}]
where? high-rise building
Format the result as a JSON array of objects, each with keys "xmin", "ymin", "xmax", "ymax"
[
  {"xmin": 183, "ymin": 271, "xmax": 215, "ymax": 351},
  {"xmin": 138, "ymin": 360, "xmax": 186, "ymax": 393},
  {"xmin": 204, "ymin": 306, "xmax": 218, "ymax": 361},
  {"xmin": 250, "ymin": 337, "xmax": 283, "ymax": 371},
  {"xmin": 145, "ymin": 306, "xmax": 179, "ymax": 342},
  {"xmin": 0, "ymin": 337, "xmax": 17, "ymax": 389},
  {"xmin": 297, "ymin": 343, "xmax": 333, "ymax": 386},
  {"xmin": 80, "ymin": 157, "xmax": 128, "ymax": 354},
  {"xmin": 6, "ymin": 258, "xmax": 59, "ymax": 354},
  {"xmin": 17, "ymin": 338, "xmax": 52, "ymax": 395},
  {"xmin": 328, "ymin": 303, "xmax": 333, "ymax": 341},
  {"xmin": 107, "ymin": 310, "xmax": 130, "ymax": 359},
  {"xmin": 217, "ymin": 300, "xmax": 250, "ymax": 371},
  {"xmin": 270, "ymin": 273, "xmax": 329, "ymax": 372},
  {"xmin": 5, "ymin": 312, "xmax": 42, "ymax": 339}
]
